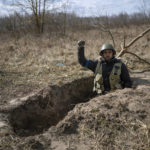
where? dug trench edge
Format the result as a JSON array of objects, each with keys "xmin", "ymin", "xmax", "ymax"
[{"xmin": 0, "ymin": 76, "xmax": 95, "ymax": 136}]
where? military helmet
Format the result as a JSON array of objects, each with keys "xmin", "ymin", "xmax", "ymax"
[{"xmin": 100, "ymin": 44, "xmax": 116, "ymax": 56}]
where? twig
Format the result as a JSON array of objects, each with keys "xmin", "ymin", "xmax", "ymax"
[
  {"xmin": 108, "ymin": 30, "xmax": 116, "ymax": 48},
  {"xmin": 117, "ymin": 27, "xmax": 150, "ymax": 57},
  {"xmin": 95, "ymin": 21, "xmax": 116, "ymax": 48},
  {"xmin": 125, "ymin": 51, "xmax": 150, "ymax": 65},
  {"xmin": 126, "ymin": 27, "xmax": 150, "ymax": 48}
]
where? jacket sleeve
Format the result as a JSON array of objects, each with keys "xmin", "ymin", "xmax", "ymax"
[
  {"xmin": 120, "ymin": 63, "xmax": 132, "ymax": 88},
  {"xmin": 78, "ymin": 46, "xmax": 98, "ymax": 73}
]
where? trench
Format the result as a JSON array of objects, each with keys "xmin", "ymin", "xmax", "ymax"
[{"xmin": 8, "ymin": 76, "xmax": 95, "ymax": 136}]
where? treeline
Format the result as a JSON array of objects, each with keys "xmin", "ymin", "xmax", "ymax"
[{"xmin": 0, "ymin": 11, "xmax": 150, "ymax": 35}]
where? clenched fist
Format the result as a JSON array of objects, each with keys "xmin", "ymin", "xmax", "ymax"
[{"xmin": 78, "ymin": 40, "xmax": 85, "ymax": 47}]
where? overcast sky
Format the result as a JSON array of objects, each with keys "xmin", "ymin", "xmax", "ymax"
[{"xmin": 0, "ymin": 0, "xmax": 150, "ymax": 17}]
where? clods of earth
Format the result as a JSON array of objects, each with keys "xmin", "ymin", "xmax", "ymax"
[{"xmin": 0, "ymin": 71, "xmax": 150, "ymax": 150}]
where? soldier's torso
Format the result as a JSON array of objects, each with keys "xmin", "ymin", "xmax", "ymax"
[{"xmin": 93, "ymin": 58, "xmax": 122, "ymax": 94}]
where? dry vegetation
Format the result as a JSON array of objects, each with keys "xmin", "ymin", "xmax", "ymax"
[
  {"xmin": 0, "ymin": 9, "xmax": 150, "ymax": 149},
  {"xmin": 0, "ymin": 24, "xmax": 150, "ymax": 104}
]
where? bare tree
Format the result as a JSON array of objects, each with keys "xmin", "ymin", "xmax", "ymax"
[
  {"xmin": 61, "ymin": 0, "xmax": 70, "ymax": 36},
  {"xmin": 92, "ymin": 16, "xmax": 116, "ymax": 48},
  {"xmin": 12, "ymin": 0, "xmax": 55, "ymax": 33},
  {"xmin": 138, "ymin": 0, "xmax": 150, "ymax": 23}
]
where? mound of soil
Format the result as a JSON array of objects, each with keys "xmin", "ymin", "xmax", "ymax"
[{"xmin": 0, "ymin": 71, "xmax": 150, "ymax": 150}]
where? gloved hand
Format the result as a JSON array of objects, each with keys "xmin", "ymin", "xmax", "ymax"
[{"xmin": 78, "ymin": 40, "xmax": 85, "ymax": 47}]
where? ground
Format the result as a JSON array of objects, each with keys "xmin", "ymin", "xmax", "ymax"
[{"xmin": 0, "ymin": 25, "xmax": 150, "ymax": 149}]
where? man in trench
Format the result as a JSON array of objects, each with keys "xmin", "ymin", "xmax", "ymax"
[{"xmin": 78, "ymin": 41, "xmax": 132, "ymax": 95}]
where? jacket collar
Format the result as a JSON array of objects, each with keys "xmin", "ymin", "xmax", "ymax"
[{"xmin": 100, "ymin": 57, "xmax": 117, "ymax": 64}]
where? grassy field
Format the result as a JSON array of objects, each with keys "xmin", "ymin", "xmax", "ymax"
[
  {"xmin": 0, "ymin": 24, "xmax": 150, "ymax": 150},
  {"xmin": 0, "ymin": 25, "xmax": 150, "ymax": 104}
]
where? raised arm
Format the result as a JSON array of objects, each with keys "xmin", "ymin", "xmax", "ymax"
[{"xmin": 78, "ymin": 40, "xmax": 98, "ymax": 73}]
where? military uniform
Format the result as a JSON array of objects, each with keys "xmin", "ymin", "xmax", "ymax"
[{"xmin": 78, "ymin": 43, "xmax": 132, "ymax": 95}]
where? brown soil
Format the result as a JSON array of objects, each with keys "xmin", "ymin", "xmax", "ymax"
[
  {"xmin": 0, "ymin": 76, "xmax": 94, "ymax": 137},
  {"xmin": 0, "ymin": 71, "xmax": 150, "ymax": 150},
  {"xmin": 0, "ymin": 26, "xmax": 150, "ymax": 150}
]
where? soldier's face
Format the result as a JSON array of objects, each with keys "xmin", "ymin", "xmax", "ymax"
[{"xmin": 102, "ymin": 49, "xmax": 113, "ymax": 60}]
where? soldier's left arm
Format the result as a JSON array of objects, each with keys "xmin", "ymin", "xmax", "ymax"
[{"xmin": 120, "ymin": 63, "xmax": 132, "ymax": 88}]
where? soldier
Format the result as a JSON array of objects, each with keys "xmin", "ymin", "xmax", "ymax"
[{"xmin": 78, "ymin": 41, "xmax": 132, "ymax": 95}]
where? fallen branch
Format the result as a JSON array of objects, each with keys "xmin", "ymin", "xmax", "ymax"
[
  {"xmin": 125, "ymin": 51, "xmax": 150, "ymax": 66},
  {"xmin": 126, "ymin": 27, "xmax": 150, "ymax": 48},
  {"xmin": 117, "ymin": 27, "xmax": 150, "ymax": 58}
]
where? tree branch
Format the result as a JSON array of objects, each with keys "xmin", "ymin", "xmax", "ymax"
[
  {"xmin": 117, "ymin": 27, "xmax": 150, "ymax": 57},
  {"xmin": 125, "ymin": 51, "xmax": 150, "ymax": 65},
  {"xmin": 126, "ymin": 27, "xmax": 150, "ymax": 48}
]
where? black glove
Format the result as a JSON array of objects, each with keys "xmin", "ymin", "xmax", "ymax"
[{"xmin": 78, "ymin": 40, "xmax": 85, "ymax": 48}]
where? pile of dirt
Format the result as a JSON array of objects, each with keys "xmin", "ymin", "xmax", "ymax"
[
  {"xmin": 24, "ymin": 85, "xmax": 150, "ymax": 150},
  {"xmin": 48, "ymin": 85, "xmax": 150, "ymax": 150},
  {"xmin": 0, "ymin": 71, "xmax": 150, "ymax": 150}
]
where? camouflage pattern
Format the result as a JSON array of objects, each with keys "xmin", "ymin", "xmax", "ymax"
[
  {"xmin": 93, "ymin": 61, "xmax": 104, "ymax": 94},
  {"xmin": 93, "ymin": 61, "xmax": 122, "ymax": 94},
  {"xmin": 109, "ymin": 62, "xmax": 122, "ymax": 90}
]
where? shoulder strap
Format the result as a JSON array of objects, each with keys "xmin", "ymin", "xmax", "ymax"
[
  {"xmin": 114, "ymin": 61, "xmax": 122, "ymax": 67},
  {"xmin": 112, "ymin": 61, "xmax": 122, "ymax": 75},
  {"xmin": 115, "ymin": 57, "xmax": 123, "ymax": 63},
  {"xmin": 95, "ymin": 61, "xmax": 102, "ymax": 75}
]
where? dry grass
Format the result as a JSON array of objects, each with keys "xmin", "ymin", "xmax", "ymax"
[{"xmin": 0, "ymin": 25, "xmax": 150, "ymax": 104}]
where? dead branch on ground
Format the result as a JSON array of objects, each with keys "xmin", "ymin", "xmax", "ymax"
[
  {"xmin": 117, "ymin": 27, "xmax": 150, "ymax": 58},
  {"xmin": 126, "ymin": 51, "xmax": 150, "ymax": 66}
]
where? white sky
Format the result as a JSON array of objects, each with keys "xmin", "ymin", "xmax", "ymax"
[{"xmin": 0, "ymin": 0, "xmax": 150, "ymax": 17}]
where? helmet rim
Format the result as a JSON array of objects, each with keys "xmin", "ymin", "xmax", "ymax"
[{"xmin": 100, "ymin": 44, "xmax": 116, "ymax": 56}]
